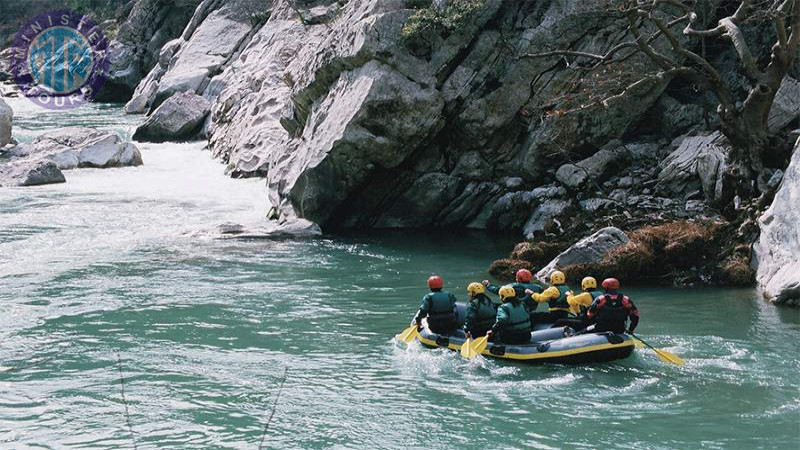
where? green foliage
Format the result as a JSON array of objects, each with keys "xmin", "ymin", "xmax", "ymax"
[
  {"xmin": 405, "ymin": 0, "xmax": 432, "ymax": 9},
  {"xmin": 401, "ymin": 0, "xmax": 487, "ymax": 40},
  {"xmin": 0, "ymin": 0, "xmax": 127, "ymax": 46}
]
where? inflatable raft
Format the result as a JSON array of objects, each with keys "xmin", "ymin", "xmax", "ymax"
[{"xmin": 415, "ymin": 303, "xmax": 635, "ymax": 364}]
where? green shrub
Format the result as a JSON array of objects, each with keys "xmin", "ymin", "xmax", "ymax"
[{"xmin": 402, "ymin": 0, "xmax": 487, "ymax": 40}]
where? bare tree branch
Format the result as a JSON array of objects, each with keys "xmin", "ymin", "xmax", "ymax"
[{"xmin": 626, "ymin": 9, "xmax": 677, "ymax": 69}]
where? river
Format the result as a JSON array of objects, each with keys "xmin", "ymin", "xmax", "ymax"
[{"xmin": 1, "ymin": 99, "xmax": 799, "ymax": 449}]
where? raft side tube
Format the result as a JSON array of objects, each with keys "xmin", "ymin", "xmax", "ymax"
[{"xmin": 417, "ymin": 318, "xmax": 634, "ymax": 364}]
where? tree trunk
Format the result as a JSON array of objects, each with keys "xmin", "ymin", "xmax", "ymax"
[{"xmin": 719, "ymin": 82, "xmax": 777, "ymax": 199}]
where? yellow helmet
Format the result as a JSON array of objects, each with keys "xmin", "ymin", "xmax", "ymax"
[
  {"xmin": 498, "ymin": 285, "xmax": 516, "ymax": 302},
  {"xmin": 581, "ymin": 276, "xmax": 597, "ymax": 291},
  {"xmin": 550, "ymin": 271, "xmax": 566, "ymax": 285},
  {"xmin": 467, "ymin": 282, "xmax": 486, "ymax": 296}
]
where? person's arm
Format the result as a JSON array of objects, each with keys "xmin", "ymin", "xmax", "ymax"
[
  {"xmin": 585, "ymin": 297, "xmax": 603, "ymax": 319},
  {"xmin": 414, "ymin": 295, "xmax": 431, "ymax": 325},
  {"xmin": 624, "ymin": 298, "xmax": 640, "ymax": 333},
  {"xmin": 567, "ymin": 292, "xmax": 593, "ymax": 315},
  {"xmin": 532, "ymin": 286, "xmax": 559, "ymax": 303},
  {"xmin": 449, "ymin": 292, "xmax": 458, "ymax": 314},
  {"xmin": 566, "ymin": 292, "xmax": 579, "ymax": 314},
  {"xmin": 485, "ymin": 283, "xmax": 501, "ymax": 295}
]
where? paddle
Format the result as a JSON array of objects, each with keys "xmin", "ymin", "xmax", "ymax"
[
  {"xmin": 396, "ymin": 324, "xmax": 419, "ymax": 344},
  {"xmin": 466, "ymin": 335, "xmax": 489, "ymax": 359},
  {"xmin": 460, "ymin": 337, "xmax": 473, "ymax": 358},
  {"xmin": 631, "ymin": 333, "xmax": 685, "ymax": 366}
]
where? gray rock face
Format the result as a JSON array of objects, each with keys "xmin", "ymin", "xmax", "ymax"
[
  {"xmin": 768, "ymin": 76, "xmax": 800, "ymax": 132},
  {"xmin": 0, "ymin": 158, "xmax": 65, "ymax": 187},
  {"xmin": 523, "ymin": 199, "xmax": 574, "ymax": 240},
  {"xmin": 98, "ymin": 0, "xmax": 199, "ymax": 101},
  {"xmin": 753, "ymin": 137, "xmax": 800, "ymax": 305},
  {"xmin": 122, "ymin": 0, "xmax": 680, "ymax": 234},
  {"xmin": 126, "ymin": 0, "xmax": 256, "ymax": 113},
  {"xmin": 656, "ymin": 132, "xmax": 729, "ymax": 202},
  {"xmin": 133, "ymin": 92, "xmax": 211, "ymax": 142},
  {"xmin": 555, "ymin": 146, "xmax": 629, "ymax": 189},
  {"xmin": 536, "ymin": 227, "xmax": 630, "ymax": 282},
  {"xmin": 0, "ymin": 98, "xmax": 11, "ymax": 147},
  {"xmin": 9, "ymin": 128, "xmax": 143, "ymax": 169}
]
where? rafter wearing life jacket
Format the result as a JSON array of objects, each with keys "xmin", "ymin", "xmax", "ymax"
[{"xmin": 586, "ymin": 278, "xmax": 640, "ymax": 334}]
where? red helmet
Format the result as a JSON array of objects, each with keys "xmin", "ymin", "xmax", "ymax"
[
  {"xmin": 427, "ymin": 275, "xmax": 443, "ymax": 289},
  {"xmin": 602, "ymin": 278, "xmax": 620, "ymax": 291},
  {"xmin": 516, "ymin": 269, "xmax": 532, "ymax": 283}
]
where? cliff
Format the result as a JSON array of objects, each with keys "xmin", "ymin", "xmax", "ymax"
[{"xmin": 87, "ymin": 0, "xmax": 800, "ymax": 299}]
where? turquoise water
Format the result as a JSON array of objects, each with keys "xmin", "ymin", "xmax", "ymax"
[{"xmin": 1, "ymin": 100, "xmax": 799, "ymax": 449}]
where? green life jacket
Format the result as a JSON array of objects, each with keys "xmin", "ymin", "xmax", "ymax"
[
  {"xmin": 468, "ymin": 295, "xmax": 497, "ymax": 330},
  {"xmin": 513, "ymin": 281, "xmax": 542, "ymax": 312},
  {"xmin": 425, "ymin": 291, "xmax": 456, "ymax": 323},
  {"xmin": 499, "ymin": 301, "xmax": 531, "ymax": 332},
  {"xmin": 549, "ymin": 285, "xmax": 571, "ymax": 310}
]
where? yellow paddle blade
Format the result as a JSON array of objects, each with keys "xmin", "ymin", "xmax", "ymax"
[
  {"xmin": 632, "ymin": 335, "xmax": 685, "ymax": 366},
  {"xmin": 404, "ymin": 326, "xmax": 420, "ymax": 343},
  {"xmin": 397, "ymin": 325, "xmax": 419, "ymax": 344},
  {"xmin": 468, "ymin": 336, "xmax": 489, "ymax": 359},
  {"xmin": 460, "ymin": 338, "xmax": 473, "ymax": 358},
  {"xmin": 635, "ymin": 340, "xmax": 646, "ymax": 349},
  {"xmin": 654, "ymin": 348, "xmax": 685, "ymax": 366}
]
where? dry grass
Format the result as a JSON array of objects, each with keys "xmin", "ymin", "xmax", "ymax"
[
  {"xmin": 488, "ymin": 258, "xmax": 534, "ymax": 281},
  {"xmin": 564, "ymin": 221, "xmax": 721, "ymax": 284},
  {"xmin": 510, "ymin": 242, "xmax": 566, "ymax": 266},
  {"xmin": 491, "ymin": 220, "xmax": 753, "ymax": 287},
  {"xmin": 718, "ymin": 256, "xmax": 754, "ymax": 286}
]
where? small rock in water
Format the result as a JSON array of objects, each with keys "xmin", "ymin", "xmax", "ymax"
[
  {"xmin": 10, "ymin": 128, "xmax": 142, "ymax": 169},
  {"xmin": 0, "ymin": 98, "xmax": 12, "ymax": 147},
  {"xmin": 133, "ymin": 92, "xmax": 211, "ymax": 143},
  {"xmin": 0, "ymin": 158, "xmax": 65, "ymax": 187},
  {"xmin": 218, "ymin": 222, "xmax": 245, "ymax": 234}
]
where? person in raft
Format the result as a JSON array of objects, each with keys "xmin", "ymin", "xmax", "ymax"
[
  {"xmin": 585, "ymin": 278, "xmax": 640, "ymax": 334},
  {"xmin": 485, "ymin": 285, "xmax": 532, "ymax": 345},
  {"xmin": 483, "ymin": 269, "xmax": 543, "ymax": 312},
  {"xmin": 464, "ymin": 282, "xmax": 497, "ymax": 338},
  {"xmin": 552, "ymin": 276, "xmax": 600, "ymax": 330},
  {"xmin": 527, "ymin": 270, "xmax": 572, "ymax": 324},
  {"xmin": 413, "ymin": 275, "xmax": 458, "ymax": 334}
]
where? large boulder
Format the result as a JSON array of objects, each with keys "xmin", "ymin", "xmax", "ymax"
[
  {"xmin": 656, "ymin": 131, "xmax": 729, "ymax": 202},
  {"xmin": 133, "ymin": 92, "xmax": 211, "ymax": 142},
  {"xmin": 0, "ymin": 158, "xmax": 65, "ymax": 187},
  {"xmin": 8, "ymin": 128, "xmax": 142, "ymax": 169},
  {"xmin": 125, "ymin": 0, "xmax": 256, "ymax": 113},
  {"xmin": 767, "ymin": 76, "xmax": 800, "ymax": 132},
  {"xmin": 522, "ymin": 199, "xmax": 574, "ymax": 240},
  {"xmin": 153, "ymin": 3, "xmax": 254, "ymax": 106},
  {"xmin": 0, "ymin": 98, "xmax": 12, "ymax": 147},
  {"xmin": 753, "ymin": 137, "xmax": 800, "ymax": 306},
  {"xmin": 555, "ymin": 145, "xmax": 629, "ymax": 189},
  {"xmin": 97, "ymin": 0, "xmax": 199, "ymax": 101},
  {"xmin": 536, "ymin": 227, "xmax": 630, "ymax": 282}
]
